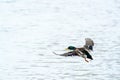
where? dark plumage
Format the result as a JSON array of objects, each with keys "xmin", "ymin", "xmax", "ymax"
[
  {"xmin": 59, "ymin": 51, "xmax": 77, "ymax": 56},
  {"xmin": 60, "ymin": 47, "xmax": 93, "ymax": 60},
  {"xmin": 80, "ymin": 48, "xmax": 93, "ymax": 60}
]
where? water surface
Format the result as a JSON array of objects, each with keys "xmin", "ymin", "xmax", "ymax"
[{"xmin": 0, "ymin": 0, "xmax": 120, "ymax": 80}]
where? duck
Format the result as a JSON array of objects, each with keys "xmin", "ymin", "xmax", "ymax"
[{"xmin": 53, "ymin": 38, "xmax": 94, "ymax": 62}]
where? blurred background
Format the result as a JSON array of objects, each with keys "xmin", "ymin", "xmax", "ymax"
[{"xmin": 0, "ymin": 0, "xmax": 120, "ymax": 80}]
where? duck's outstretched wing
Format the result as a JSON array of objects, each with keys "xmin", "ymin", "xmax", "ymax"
[
  {"xmin": 53, "ymin": 51, "xmax": 78, "ymax": 56},
  {"xmin": 84, "ymin": 38, "xmax": 94, "ymax": 51},
  {"xmin": 85, "ymin": 38, "xmax": 94, "ymax": 46}
]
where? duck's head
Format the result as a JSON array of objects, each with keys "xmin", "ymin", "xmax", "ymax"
[{"xmin": 66, "ymin": 46, "xmax": 76, "ymax": 50}]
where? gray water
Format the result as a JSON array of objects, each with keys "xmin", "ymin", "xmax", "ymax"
[{"xmin": 0, "ymin": 0, "xmax": 120, "ymax": 80}]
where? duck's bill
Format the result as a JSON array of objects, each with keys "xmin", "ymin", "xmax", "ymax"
[{"xmin": 65, "ymin": 48, "xmax": 69, "ymax": 51}]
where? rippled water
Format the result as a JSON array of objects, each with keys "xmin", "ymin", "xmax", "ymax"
[{"xmin": 0, "ymin": 0, "xmax": 120, "ymax": 80}]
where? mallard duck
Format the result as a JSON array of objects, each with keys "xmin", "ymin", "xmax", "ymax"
[{"xmin": 53, "ymin": 38, "xmax": 94, "ymax": 62}]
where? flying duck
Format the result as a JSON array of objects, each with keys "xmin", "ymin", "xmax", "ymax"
[{"xmin": 53, "ymin": 38, "xmax": 94, "ymax": 62}]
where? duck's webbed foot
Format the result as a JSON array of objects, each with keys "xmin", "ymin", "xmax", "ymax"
[{"xmin": 84, "ymin": 58, "xmax": 89, "ymax": 62}]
